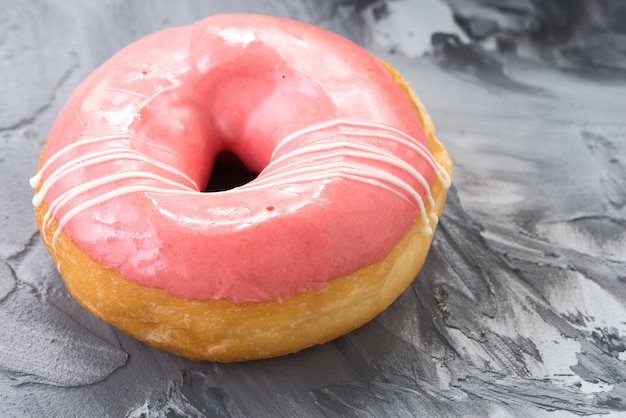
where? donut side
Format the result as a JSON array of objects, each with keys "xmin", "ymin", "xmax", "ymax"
[{"xmin": 33, "ymin": 61, "xmax": 452, "ymax": 362}]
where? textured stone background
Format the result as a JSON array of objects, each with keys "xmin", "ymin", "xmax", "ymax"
[{"xmin": 1, "ymin": 0, "xmax": 626, "ymax": 416}]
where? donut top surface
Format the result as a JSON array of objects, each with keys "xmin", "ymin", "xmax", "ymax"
[{"xmin": 32, "ymin": 14, "xmax": 450, "ymax": 302}]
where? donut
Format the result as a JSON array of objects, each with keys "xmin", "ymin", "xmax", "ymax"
[{"xmin": 30, "ymin": 14, "xmax": 452, "ymax": 361}]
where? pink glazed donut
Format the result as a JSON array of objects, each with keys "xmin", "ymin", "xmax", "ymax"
[{"xmin": 31, "ymin": 14, "xmax": 452, "ymax": 361}]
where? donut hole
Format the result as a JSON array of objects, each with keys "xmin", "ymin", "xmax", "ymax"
[{"xmin": 204, "ymin": 151, "xmax": 258, "ymax": 192}]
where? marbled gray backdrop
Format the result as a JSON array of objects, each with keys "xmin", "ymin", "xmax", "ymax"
[{"xmin": 1, "ymin": 0, "xmax": 625, "ymax": 416}]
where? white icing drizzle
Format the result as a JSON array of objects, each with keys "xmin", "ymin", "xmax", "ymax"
[
  {"xmin": 49, "ymin": 184, "xmax": 194, "ymax": 248},
  {"xmin": 31, "ymin": 134, "xmax": 199, "ymax": 249},
  {"xmin": 263, "ymin": 119, "xmax": 451, "ymax": 234},
  {"xmin": 31, "ymin": 118, "xmax": 450, "ymax": 251},
  {"xmin": 41, "ymin": 171, "xmax": 195, "ymax": 249},
  {"xmin": 264, "ymin": 142, "xmax": 433, "ymax": 204},
  {"xmin": 32, "ymin": 148, "xmax": 197, "ymax": 207},
  {"xmin": 272, "ymin": 118, "xmax": 452, "ymax": 188},
  {"xmin": 31, "ymin": 134, "xmax": 131, "ymax": 189},
  {"xmin": 30, "ymin": 133, "xmax": 198, "ymax": 190}
]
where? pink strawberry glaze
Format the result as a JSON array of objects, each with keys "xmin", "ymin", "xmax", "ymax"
[{"xmin": 34, "ymin": 14, "xmax": 441, "ymax": 303}]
